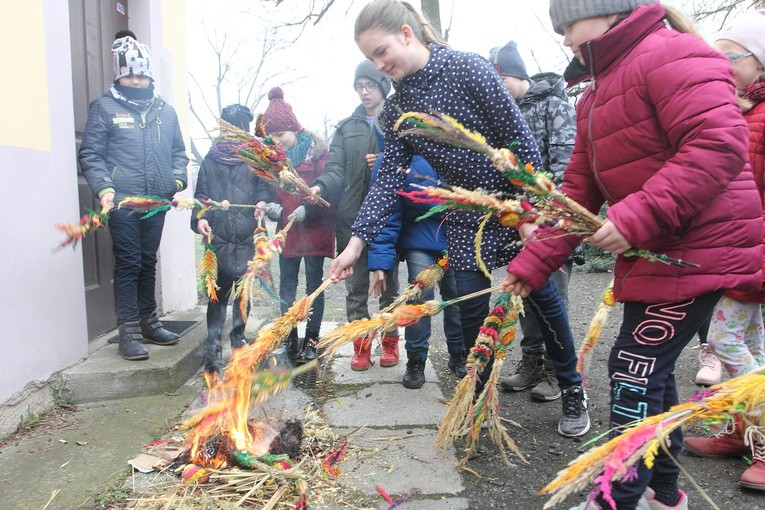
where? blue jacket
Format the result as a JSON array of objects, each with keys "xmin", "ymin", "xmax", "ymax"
[{"xmin": 368, "ymin": 142, "xmax": 447, "ymax": 271}]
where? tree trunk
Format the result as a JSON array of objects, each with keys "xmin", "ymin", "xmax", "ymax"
[{"xmin": 420, "ymin": 0, "xmax": 442, "ymax": 37}]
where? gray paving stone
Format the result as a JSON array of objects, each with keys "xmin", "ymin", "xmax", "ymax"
[
  {"xmin": 377, "ymin": 497, "xmax": 469, "ymax": 510},
  {"xmin": 324, "ymin": 383, "xmax": 447, "ymax": 427},
  {"xmin": 337, "ymin": 427, "xmax": 464, "ymax": 497}
]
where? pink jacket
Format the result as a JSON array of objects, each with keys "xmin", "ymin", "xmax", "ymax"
[{"xmin": 507, "ymin": 3, "xmax": 762, "ymax": 303}]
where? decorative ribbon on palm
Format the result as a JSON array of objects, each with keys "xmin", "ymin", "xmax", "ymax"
[
  {"xmin": 434, "ymin": 292, "xmax": 527, "ymax": 466},
  {"xmin": 393, "ymin": 110, "xmax": 699, "ymax": 270},
  {"xmin": 577, "ymin": 280, "xmax": 615, "ymax": 388},
  {"xmin": 55, "ymin": 205, "xmax": 111, "ymax": 250},
  {"xmin": 316, "ymin": 285, "xmax": 505, "ymax": 361},
  {"xmin": 539, "ymin": 368, "xmax": 765, "ymax": 510},
  {"xmin": 233, "ymin": 219, "xmax": 295, "ymax": 320}
]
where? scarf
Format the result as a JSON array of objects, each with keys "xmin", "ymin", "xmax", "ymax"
[
  {"xmin": 285, "ymin": 131, "xmax": 313, "ymax": 167},
  {"xmin": 209, "ymin": 138, "xmax": 244, "ymax": 165}
]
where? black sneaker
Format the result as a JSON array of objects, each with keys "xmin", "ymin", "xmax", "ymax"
[
  {"xmin": 402, "ymin": 359, "xmax": 426, "ymax": 389},
  {"xmin": 447, "ymin": 353, "xmax": 468, "ymax": 378},
  {"xmin": 558, "ymin": 385, "xmax": 590, "ymax": 438}
]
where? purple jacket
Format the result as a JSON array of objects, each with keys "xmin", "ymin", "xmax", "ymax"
[{"xmin": 507, "ymin": 3, "xmax": 762, "ymax": 303}]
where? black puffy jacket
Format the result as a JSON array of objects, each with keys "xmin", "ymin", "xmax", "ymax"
[
  {"xmin": 79, "ymin": 88, "xmax": 189, "ymax": 201},
  {"xmin": 190, "ymin": 143, "xmax": 271, "ymax": 274}
]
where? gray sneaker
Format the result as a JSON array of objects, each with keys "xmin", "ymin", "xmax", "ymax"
[
  {"xmin": 530, "ymin": 359, "xmax": 561, "ymax": 401},
  {"xmin": 558, "ymin": 385, "xmax": 590, "ymax": 438},
  {"xmin": 500, "ymin": 353, "xmax": 543, "ymax": 391}
]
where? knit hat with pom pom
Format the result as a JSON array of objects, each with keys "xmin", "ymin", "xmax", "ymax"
[{"xmin": 261, "ymin": 87, "xmax": 303, "ymax": 135}]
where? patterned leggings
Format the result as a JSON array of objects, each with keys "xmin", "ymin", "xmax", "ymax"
[{"xmin": 707, "ymin": 296, "xmax": 765, "ymax": 377}]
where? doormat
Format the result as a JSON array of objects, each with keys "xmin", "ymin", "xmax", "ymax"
[{"xmin": 106, "ymin": 320, "xmax": 201, "ymax": 344}]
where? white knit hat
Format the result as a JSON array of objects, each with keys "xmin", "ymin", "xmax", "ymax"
[
  {"xmin": 111, "ymin": 36, "xmax": 152, "ymax": 81},
  {"xmin": 717, "ymin": 10, "xmax": 765, "ymax": 68}
]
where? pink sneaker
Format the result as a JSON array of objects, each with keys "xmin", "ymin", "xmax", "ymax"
[{"xmin": 695, "ymin": 344, "xmax": 722, "ymax": 386}]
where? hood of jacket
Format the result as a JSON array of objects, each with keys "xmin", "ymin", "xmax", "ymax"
[{"xmin": 521, "ymin": 72, "xmax": 567, "ymax": 105}]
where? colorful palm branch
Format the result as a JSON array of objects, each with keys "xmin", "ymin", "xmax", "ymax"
[
  {"xmin": 55, "ymin": 206, "xmax": 110, "ymax": 250},
  {"xmin": 394, "ymin": 110, "xmax": 699, "ymax": 269},
  {"xmin": 233, "ymin": 220, "xmax": 294, "ymax": 319},
  {"xmin": 198, "ymin": 236, "xmax": 219, "ymax": 302},
  {"xmin": 539, "ymin": 369, "xmax": 765, "ymax": 509},
  {"xmin": 434, "ymin": 293, "xmax": 527, "ymax": 466},
  {"xmin": 317, "ymin": 285, "xmax": 505, "ymax": 360},
  {"xmin": 577, "ymin": 280, "xmax": 616, "ymax": 389}
]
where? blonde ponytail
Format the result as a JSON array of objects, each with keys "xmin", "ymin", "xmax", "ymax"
[{"xmin": 355, "ymin": 0, "xmax": 448, "ymax": 48}]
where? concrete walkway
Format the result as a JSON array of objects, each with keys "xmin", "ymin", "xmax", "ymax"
[{"xmin": 0, "ymin": 314, "xmax": 467, "ymax": 509}]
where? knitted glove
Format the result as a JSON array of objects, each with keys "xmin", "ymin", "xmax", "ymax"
[
  {"xmin": 287, "ymin": 205, "xmax": 306, "ymax": 222},
  {"xmin": 265, "ymin": 202, "xmax": 282, "ymax": 221}
]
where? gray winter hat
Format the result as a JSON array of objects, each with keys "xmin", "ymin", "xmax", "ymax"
[
  {"xmin": 354, "ymin": 60, "xmax": 392, "ymax": 97},
  {"xmin": 549, "ymin": 0, "xmax": 657, "ymax": 35},
  {"xmin": 489, "ymin": 41, "xmax": 529, "ymax": 81},
  {"xmin": 717, "ymin": 10, "xmax": 765, "ymax": 69}
]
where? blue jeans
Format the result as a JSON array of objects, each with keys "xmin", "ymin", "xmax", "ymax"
[
  {"xmin": 404, "ymin": 250, "xmax": 464, "ymax": 362},
  {"xmin": 279, "ymin": 255, "xmax": 325, "ymax": 337},
  {"xmin": 455, "ymin": 270, "xmax": 580, "ymax": 390},
  {"xmin": 109, "ymin": 206, "xmax": 166, "ymax": 323},
  {"xmin": 519, "ymin": 261, "xmax": 573, "ymax": 356}
]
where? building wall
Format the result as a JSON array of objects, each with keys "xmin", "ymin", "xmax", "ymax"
[
  {"xmin": 0, "ymin": 0, "xmax": 195, "ymax": 436},
  {"xmin": 0, "ymin": 0, "xmax": 89, "ymax": 432}
]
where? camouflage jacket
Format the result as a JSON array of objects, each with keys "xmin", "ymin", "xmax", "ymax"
[{"xmin": 517, "ymin": 72, "xmax": 575, "ymax": 184}]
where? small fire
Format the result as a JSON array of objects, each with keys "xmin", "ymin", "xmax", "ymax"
[{"xmin": 181, "ymin": 342, "xmax": 314, "ymax": 469}]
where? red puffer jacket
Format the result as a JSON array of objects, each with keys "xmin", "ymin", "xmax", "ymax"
[
  {"xmin": 507, "ymin": 3, "xmax": 762, "ymax": 303},
  {"xmin": 277, "ymin": 132, "xmax": 336, "ymax": 258},
  {"xmin": 728, "ymin": 84, "xmax": 765, "ymax": 303}
]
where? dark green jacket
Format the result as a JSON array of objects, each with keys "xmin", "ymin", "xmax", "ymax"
[{"xmin": 312, "ymin": 104, "xmax": 377, "ymax": 252}]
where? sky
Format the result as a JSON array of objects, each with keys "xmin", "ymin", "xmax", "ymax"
[
  {"xmin": 184, "ymin": 0, "xmax": 732, "ymax": 155},
  {"xmin": 186, "ymin": 1, "xmax": 568, "ymax": 152}
]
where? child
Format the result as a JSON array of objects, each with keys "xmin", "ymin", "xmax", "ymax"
[
  {"xmin": 503, "ymin": 2, "xmax": 762, "ymax": 509},
  {"xmin": 683, "ymin": 9, "xmax": 765, "ymax": 491},
  {"xmin": 261, "ymin": 87, "xmax": 334, "ymax": 365},
  {"xmin": 79, "ymin": 32, "xmax": 189, "ymax": 361},
  {"xmin": 330, "ymin": 0, "xmax": 590, "ymax": 438},
  {"xmin": 489, "ymin": 40, "xmax": 581, "ymax": 403},
  {"xmin": 191, "ymin": 104, "xmax": 270, "ymax": 378},
  {"xmin": 307, "ymin": 60, "xmax": 400, "ymax": 372},
  {"xmin": 368, "ymin": 128, "xmax": 466, "ymax": 389}
]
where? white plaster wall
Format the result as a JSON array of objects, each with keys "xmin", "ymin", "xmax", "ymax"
[
  {"xmin": 0, "ymin": 0, "xmax": 88, "ymax": 406},
  {"xmin": 131, "ymin": 0, "xmax": 197, "ymax": 314}
]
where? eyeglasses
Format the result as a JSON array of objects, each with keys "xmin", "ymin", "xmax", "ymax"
[
  {"xmin": 728, "ymin": 52, "xmax": 753, "ymax": 63},
  {"xmin": 354, "ymin": 82, "xmax": 378, "ymax": 93}
]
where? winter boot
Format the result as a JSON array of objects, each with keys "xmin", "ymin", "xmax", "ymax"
[
  {"xmin": 350, "ymin": 337, "xmax": 373, "ymax": 371},
  {"xmin": 683, "ymin": 422, "xmax": 749, "ymax": 458},
  {"xmin": 140, "ymin": 313, "xmax": 180, "ymax": 346},
  {"xmin": 740, "ymin": 442, "xmax": 765, "ymax": 490},
  {"xmin": 380, "ymin": 333, "xmax": 400, "ymax": 367},
  {"xmin": 402, "ymin": 358, "xmax": 426, "ymax": 389},
  {"xmin": 500, "ymin": 353, "xmax": 543, "ymax": 391},
  {"xmin": 530, "ymin": 357, "xmax": 562, "ymax": 401},
  {"xmin": 118, "ymin": 321, "xmax": 149, "ymax": 361},
  {"xmin": 447, "ymin": 352, "xmax": 468, "ymax": 378},
  {"xmin": 296, "ymin": 335, "xmax": 319, "ymax": 365},
  {"xmin": 285, "ymin": 329, "xmax": 301, "ymax": 364},
  {"xmin": 695, "ymin": 343, "xmax": 722, "ymax": 386}
]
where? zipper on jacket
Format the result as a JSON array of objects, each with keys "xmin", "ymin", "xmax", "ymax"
[{"xmin": 584, "ymin": 41, "xmax": 615, "ymax": 204}]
